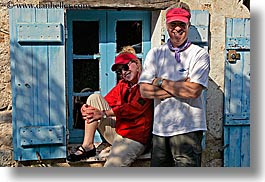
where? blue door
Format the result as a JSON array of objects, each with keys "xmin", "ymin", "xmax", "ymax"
[
  {"xmin": 224, "ymin": 18, "xmax": 250, "ymax": 167},
  {"xmin": 9, "ymin": 8, "xmax": 67, "ymax": 161},
  {"xmin": 66, "ymin": 10, "xmax": 151, "ymax": 144}
]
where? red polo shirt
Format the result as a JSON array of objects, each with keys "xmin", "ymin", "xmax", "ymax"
[{"xmin": 104, "ymin": 80, "xmax": 153, "ymax": 145}]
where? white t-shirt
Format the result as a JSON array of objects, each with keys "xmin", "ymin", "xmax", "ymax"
[{"xmin": 139, "ymin": 43, "xmax": 210, "ymax": 137}]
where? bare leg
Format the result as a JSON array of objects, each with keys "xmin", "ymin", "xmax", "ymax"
[
  {"xmin": 76, "ymin": 93, "xmax": 115, "ymax": 154},
  {"xmin": 74, "ymin": 121, "xmax": 98, "ymax": 154}
]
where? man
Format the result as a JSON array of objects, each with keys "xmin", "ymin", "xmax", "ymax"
[
  {"xmin": 138, "ymin": 2, "xmax": 210, "ymax": 167},
  {"xmin": 67, "ymin": 49, "xmax": 153, "ymax": 167}
]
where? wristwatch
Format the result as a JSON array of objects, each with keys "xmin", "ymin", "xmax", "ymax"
[
  {"xmin": 102, "ymin": 110, "xmax": 108, "ymax": 119},
  {"xmin": 157, "ymin": 78, "xmax": 164, "ymax": 87}
]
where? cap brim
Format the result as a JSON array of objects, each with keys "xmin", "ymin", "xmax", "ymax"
[
  {"xmin": 111, "ymin": 63, "xmax": 129, "ymax": 72},
  {"xmin": 111, "ymin": 64, "xmax": 118, "ymax": 71},
  {"xmin": 112, "ymin": 53, "xmax": 136, "ymax": 71},
  {"xmin": 166, "ymin": 17, "xmax": 189, "ymax": 23}
]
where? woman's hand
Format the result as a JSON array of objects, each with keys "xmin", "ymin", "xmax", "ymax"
[{"xmin": 80, "ymin": 104, "xmax": 102, "ymax": 124}]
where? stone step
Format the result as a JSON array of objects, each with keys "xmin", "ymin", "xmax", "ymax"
[{"xmin": 67, "ymin": 142, "xmax": 151, "ymax": 166}]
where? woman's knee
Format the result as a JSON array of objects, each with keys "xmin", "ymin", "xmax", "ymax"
[
  {"xmin": 87, "ymin": 93, "xmax": 102, "ymax": 101},
  {"xmin": 86, "ymin": 93, "xmax": 104, "ymax": 104}
]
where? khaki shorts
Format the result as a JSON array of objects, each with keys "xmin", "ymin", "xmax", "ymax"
[
  {"xmin": 104, "ymin": 134, "xmax": 145, "ymax": 167},
  {"xmin": 87, "ymin": 93, "xmax": 145, "ymax": 167}
]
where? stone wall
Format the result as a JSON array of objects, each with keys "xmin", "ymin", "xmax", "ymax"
[
  {"xmin": 0, "ymin": 0, "xmax": 250, "ymax": 167},
  {"xmin": 0, "ymin": 1, "xmax": 13, "ymax": 165},
  {"xmin": 0, "ymin": 0, "xmax": 12, "ymax": 111}
]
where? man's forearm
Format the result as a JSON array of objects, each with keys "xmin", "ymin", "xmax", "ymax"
[
  {"xmin": 161, "ymin": 79, "xmax": 203, "ymax": 99},
  {"xmin": 139, "ymin": 83, "xmax": 172, "ymax": 99}
]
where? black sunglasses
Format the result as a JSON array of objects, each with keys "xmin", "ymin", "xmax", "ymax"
[{"xmin": 115, "ymin": 60, "xmax": 137, "ymax": 75}]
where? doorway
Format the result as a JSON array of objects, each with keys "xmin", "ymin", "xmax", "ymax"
[{"xmin": 66, "ymin": 10, "xmax": 151, "ymax": 144}]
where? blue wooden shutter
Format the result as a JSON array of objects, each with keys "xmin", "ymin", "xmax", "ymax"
[
  {"xmin": 9, "ymin": 8, "xmax": 66, "ymax": 161},
  {"xmin": 224, "ymin": 18, "xmax": 250, "ymax": 167}
]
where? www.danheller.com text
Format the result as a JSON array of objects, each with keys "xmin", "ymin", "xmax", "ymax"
[{"xmin": 5, "ymin": 1, "xmax": 90, "ymax": 9}]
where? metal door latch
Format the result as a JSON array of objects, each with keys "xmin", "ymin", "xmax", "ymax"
[{"xmin": 227, "ymin": 50, "xmax": 240, "ymax": 63}]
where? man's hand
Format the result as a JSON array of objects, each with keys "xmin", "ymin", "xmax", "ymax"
[{"xmin": 160, "ymin": 77, "xmax": 203, "ymax": 99}]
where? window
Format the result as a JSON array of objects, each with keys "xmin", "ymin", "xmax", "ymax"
[{"xmin": 67, "ymin": 10, "xmax": 151, "ymax": 143}]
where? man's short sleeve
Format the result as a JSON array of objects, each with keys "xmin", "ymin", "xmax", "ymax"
[{"xmin": 138, "ymin": 48, "xmax": 157, "ymax": 84}]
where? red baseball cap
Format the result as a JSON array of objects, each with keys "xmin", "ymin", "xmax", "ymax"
[
  {"xmin": 111, "ymin": 53, "xmax": 137, "ymax": 71},
  {"xmin": 166, "ymin": 8, "xmax": 191, "ymax": 23}
]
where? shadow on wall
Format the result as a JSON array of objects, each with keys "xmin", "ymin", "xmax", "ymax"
[{"xmin": 203, "ymin": 78, "xmax": 224, "ymax": 167}]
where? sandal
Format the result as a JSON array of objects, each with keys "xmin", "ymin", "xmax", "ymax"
[{"xmin": 66, "ymin": 145, "xmax": 96, "ymax": 162}]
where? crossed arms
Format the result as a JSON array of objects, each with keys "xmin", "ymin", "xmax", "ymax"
[{"xmin": 139, "ymin": 77, "xmax": 204, "ymax": 100}]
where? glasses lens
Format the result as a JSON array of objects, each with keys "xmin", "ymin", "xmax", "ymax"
[
  {"xmin": 121, "ymin": 64, "xmax": 129, "ymax": 71},
  {"xmin": 115, "ymin": 69, "xmax": 122, "ymax": 75},
  {"xmin": 115, "ymin": 63, "xmax": 130, "ymax": 74},
  {"xmin": 169, "ymin": 22, "xmax": 188, "ymax": 29}
]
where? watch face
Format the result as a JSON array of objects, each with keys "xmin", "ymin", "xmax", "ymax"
[
  {"xmin": 158, "ymin": 79, "xmax": 163, "ymax": 87},
  {"xmin": 103, "ymin": 112, "xmax": 107, "ymax": 118},
  {"xmin": 102, "ymin": 110, "xmax": 107, "ymax": 118}
]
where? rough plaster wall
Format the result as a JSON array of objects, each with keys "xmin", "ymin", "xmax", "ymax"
[
  {"xmin": 0, "ymin": 0, "xmax": 250, "ymax": 167},
  {"xmin": 151, "ymin": 11, "xmax": 162, "ymax": 48},
  {"xmin": 0, "ymin": 0, "xmax": 11, "ymax": 111}
]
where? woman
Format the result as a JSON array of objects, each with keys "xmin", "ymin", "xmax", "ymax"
[{"xmin": 67, "ymin": 48, "xmax": 153, "ymax": 167}]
